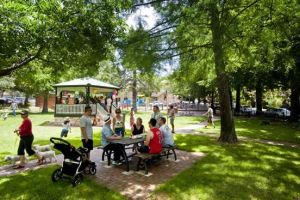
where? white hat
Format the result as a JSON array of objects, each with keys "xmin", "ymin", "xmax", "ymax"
[{"xmin": 104, "ymin": 115, "xmax": 111, "ymax": 123}]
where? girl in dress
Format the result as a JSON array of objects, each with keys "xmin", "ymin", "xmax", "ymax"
[
  {"xmin": 131, "ymin": 117, "xmax": 145, "ymax": 136},
  {"xmin": 113, "ymin": 108, "xmax": 125, "ymax": 137}
]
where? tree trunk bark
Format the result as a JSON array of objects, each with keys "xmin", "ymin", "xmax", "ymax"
[
  {"xmin": 132, "ymin": 70, "xmax": 137, "ymax": 112},
  {"xmin": 235, "ymin": 85, "xmax": 241, "ymax": 113},
  {"xmin": 255, "ymin": 81, "xmax": 263, "ymax": 116},
  {"xmin": 209, "ymin": 3, "xmax": 237, "ymax": 143},
  {"xmin": 42, "ymin": 91, "xmax": 49, "ymax": 113},
  {"xmin": 229, "ymin": 88, "xmax": 233, "ymax": 110}
]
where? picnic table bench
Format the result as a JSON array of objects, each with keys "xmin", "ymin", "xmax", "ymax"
[{"xmin": 135, "ymin": 145, "xmax": 177, "ymax": 174}]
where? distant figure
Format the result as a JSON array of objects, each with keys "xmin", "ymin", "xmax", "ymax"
[
  {"xmin": 159, "ymin": 117, "xmax": 174, "ymax": 147},
  {"xmin": 11, "ymin": 101, "xmax": 18, "ymax": 117},
  {"xmin": 203, "ymin": 105, "xmax": 215, "ymax": 128},
  {"xmin": 129, "ymin": 108, "xmax": 135, "ymax": 127},
  {"xmin": 151, "ymin": 105, "xmax": 163, "ymax": 127},
  {"xmin": 113, "ymin": 108, "xmax": 125, "ymax": 137},
  {"xmin": 106, "ymin": 97, "xmax": 112, "ymax": 113},
  {"xmin": 2, "ymin": 110, "xmax": 8, "ymax": 120},
  {"xmin": 99, "ymin": 96, "xmax": 108, "ymax": 112},
  {"xmin": 61, "ymin": 117, "xmax": 71, "ymax": 138},
  {"xmin": 168, "ymin": 105, "xmax": 176, "ymax": 133},
  {"xmin": 131, "ymin": 117, "xmax": 145, "ymax": 136}
]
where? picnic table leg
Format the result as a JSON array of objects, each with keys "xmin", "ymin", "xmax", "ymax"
[{"xmin": 119, "ymin": 145, "xmax": 129, "ymax": 172}]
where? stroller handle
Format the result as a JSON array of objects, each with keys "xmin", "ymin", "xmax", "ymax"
[{"xmin": 50, "ymin": 137, "xmax": 71, "ymax": 145}]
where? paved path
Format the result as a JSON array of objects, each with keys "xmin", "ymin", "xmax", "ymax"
[{"xmin": 0, "ymin": 148, "xmax": 205, "ymax": 200}]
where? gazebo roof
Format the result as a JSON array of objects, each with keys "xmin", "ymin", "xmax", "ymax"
[{"xmin": 54, "ymin": 77, "xmax": 120, "ymax": 90}]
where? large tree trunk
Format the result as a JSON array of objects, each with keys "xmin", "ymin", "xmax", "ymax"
[
  {"xmin": 42, "ymin": 91, "xmax": 49, "ymax": 113},
  {"xmin": 255, "ymin": 81, "xmax": 263, "ymax": 116},
  {"xmin": 229, "ymin": 88, "xmax": 233, "ymax": 110},
  {"xmin": 132, "ymin": 70, "xmax": 137, "ymax": 111},
  {"xmin": 209, "ymin": 3, "xmax": 237, "ymax": 143},
  {"xmin": 290, "ymin": 85, "xmax": 300, "ymax": 122},
  {"xmin": 235, "ymin": 84, "xmax": 241, "ymax": 113}
]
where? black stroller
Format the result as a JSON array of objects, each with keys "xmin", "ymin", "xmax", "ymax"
[{"xmin": 50, "ymin": 137, "xmax": 97, "ymax": 186}]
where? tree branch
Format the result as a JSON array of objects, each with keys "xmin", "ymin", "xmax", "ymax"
[
  {"xmin": 132, "ymin": 0, "xmax": 168, "ymax": 8},
  {"xmin": 0, "ymin": 46, "xmax": 43, "ymax": 77}
]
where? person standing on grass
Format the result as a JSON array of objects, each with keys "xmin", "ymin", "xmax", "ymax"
[
  {"xmin": 11, "ymin": 101, "xmax": 18, "ymax": 117},
  {"xmin": 14, "ymin": 110, "xmax": 44, "ymax": 169},
  {"xmin": 101, "ymin": 116, "xmax": 123, "ymax": 165},
  {"xmin": 159, "ymin": 117, "xmax": 174, "ymax": 147},
  {"xmin": 80, "ymin": 106, "xmax": 95, "ymax": 159},
  {"xmin": 113, "ymin": 108, "xmax": 125, "ymax": 137},
  {"xmin": 138, "ymin": 118, "xmax": 162, "ymax": 154},
  {"xmin": 168, "ymin": 104, "xmax": 176, "ymax": 133},
  {"xmin": 203, "ymin": 105, "xmax": 215, "ymax": 128},
  {"xmin": 151, "ymin": 105, "xmax": 163, "ymax": 128},
  {"xmin": 129, "ymin": 107, "xmax": 135, "ymax": 127}
]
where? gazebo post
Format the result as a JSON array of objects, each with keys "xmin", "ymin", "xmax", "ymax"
[
  {"xmin": 86, "ymin": 86, "xmax": 90, "ymax": 106},
  {"xmin": 54, "ymin": 87, "xmax": 57, "ymax": 115}
]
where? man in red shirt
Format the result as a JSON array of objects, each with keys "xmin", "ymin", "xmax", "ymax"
[
  {"xmin": 138, "ymin": 118, "xmax": 162, "ymax": 154},
  {"xmin": 14, "ymin": 110, "xmax": 43, "ymax": 169}
]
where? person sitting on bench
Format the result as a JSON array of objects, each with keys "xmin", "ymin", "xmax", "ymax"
[
  {"xmin": 159, "ymin": 117, "xmax": 175, "ymax": 148},
  {"xmin": 102, "ymin": 116, "xmax": 123, "ymax": 165},
  {"xmin": 138, "ymin": 118, "xmax": 162, "ymax": 154}
]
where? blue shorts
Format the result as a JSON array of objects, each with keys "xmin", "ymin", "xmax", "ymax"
[{"xmin": 61, "ymin": 129, "xmax": 69, "ymax": 137}]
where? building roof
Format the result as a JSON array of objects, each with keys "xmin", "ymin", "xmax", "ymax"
[{"xmin": 54, "ymin": 77, "xmax": 120, "ymax": 90}]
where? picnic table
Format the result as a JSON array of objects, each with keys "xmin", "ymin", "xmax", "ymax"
[{"xmin": 106, "ymin": 137, "xmax": 145, "ymax": 171}]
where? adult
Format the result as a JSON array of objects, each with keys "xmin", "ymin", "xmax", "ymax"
[
  {"xmin": 131, "ymin": 117, "xmax": 145, "ymax": 135},
  {"xmin": 113, "ymin": 108, "xmax": 125, "ymax": 136},
  {"xmin": 14, "ymin": 110, "xmax": 43, "ymax": 169},
  {"xmin": 138, "ymin": 118, "xmax": 162, "ymax": 154},
  {"xmin": 106, "ymin": 97, "xmax": 112, "ymax": 113},
  {"xmin": 159, "ymin": 117, "xmax": 175, "ymax": 147},
  {"xmin": 150, "ymin": 105, "xmax": 163, "ymax": 127},
  {"xmin": 101, "ymin": 116, "xmax": 123, "ymax": 165},
  {"xmin": 11, "ymin": 101, "xmax": 18, "ymax": 117},
  {"xmin": 203, "ymin": 105, "xmax": 215, "ymax": 128},
  {"xmin": 80, "ymin": 105, "xmax": 95, "ymax": 159},
  {"xmin": 168, "ymin": 104, "xmax": 176, "ymax": 133}
]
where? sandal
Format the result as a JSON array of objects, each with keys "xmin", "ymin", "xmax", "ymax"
[
  {"xmin": 13, "ymin": 165, "xmax": 25, "ymax": 169},
  {"xmin": 37, "ymin": 157, "xmax": 45, "ymax": 165}
]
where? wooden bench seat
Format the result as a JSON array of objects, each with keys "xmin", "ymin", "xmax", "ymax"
[{"xmin": 135, "ymin": 145, "xmax": 177, "ymax": 174}]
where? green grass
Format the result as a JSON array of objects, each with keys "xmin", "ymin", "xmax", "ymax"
[
  {"xmin": 0, "ymin": 113, "xmax": 101, "ymax": 166},
  {"xmin": 200, "ymin": 117, "xmax": 300, "ymax": 143},
  {"xmin": 154, "ymin": 134, "xmax": 300, "ymax": 200},
  {"xmin": 0, "ymin": 111, "xmax": 202, "ymax": 166},
  {"xmin": 0, "ymin": 166, "xmax": 125, "ymax": 200}
]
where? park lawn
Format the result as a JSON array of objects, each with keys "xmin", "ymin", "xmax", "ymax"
[
  {"xmin": 0, "ymin": 112, "xmax": 203, "ymax": 166},
  {"xmin": 125, "ymin": 110, "xmax": 205, "ymax": 129},
  {"xmin": 200, "ymin": 117, "xmax": 300, "ymax": 144},
  {"xmin": 0, "ymin": 166, "xmax": 125, "ymax": 200},
  {"xmin": 153, "ymin": 134, "xmax": 300, "ymax": 200},
  {"xmin": 0, "ymin": 113, "xmax": 101, "ymax": 166}
]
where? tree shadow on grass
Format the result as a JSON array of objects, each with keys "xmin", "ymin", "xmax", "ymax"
[
  {"xmin": 154, "ymin": 134, "xmax": 300, "ymax": 200},
  {"xmin": 0, "ymin": 166, "xmax": 125, "ymax": 200}
]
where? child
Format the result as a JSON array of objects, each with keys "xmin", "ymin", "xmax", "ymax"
[
  {"xmin": 129, "ymin": 107, "xmax": 135, "ymax": 127},
  {"xmin": 61, "ymin": 117, "xmax": 71, "ymax": 138},
  {"xmin": 168, "ymin": 105, "xmax": 176, "ymax": 133},
  {"xmin": 113, "ymin": 108, "xmax": 125, "ymax": 137}
]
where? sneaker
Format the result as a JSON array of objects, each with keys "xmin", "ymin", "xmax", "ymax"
[{"xmin": 112, "ymin": 161, "xmax": 122, "ymax": 166}]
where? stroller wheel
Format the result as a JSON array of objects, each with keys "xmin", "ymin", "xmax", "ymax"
[
  {"xmin": 52, "ymin": 168, "xmax": 63, "ymax": 182},
  {"xmin": 89, "ymin": 165, "xmax": 97, "ymax": 175},
  {"xmin": 72, "ymin": 174, "xmax": 83, "ymax": 187}
]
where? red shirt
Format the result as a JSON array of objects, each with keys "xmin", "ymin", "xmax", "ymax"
[
  {"xmin": 149, "ymin": 127, "xmax": 162, "ymax": 154},
  {"xmin": 19, "ymin": 118, "xmax": 33, "ymax": 137}
]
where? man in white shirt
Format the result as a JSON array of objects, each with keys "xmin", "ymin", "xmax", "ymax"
[
  {"xmin": 159, "ymin": 117, "xmax": 174, "ymax": 147},
  {"xmin": 80, "ymin": 106, "xmax": 94, "ymax": 159},
  {"xmin": 151, "ymin": 105, "xmax": 163, "ymax": 127}
]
